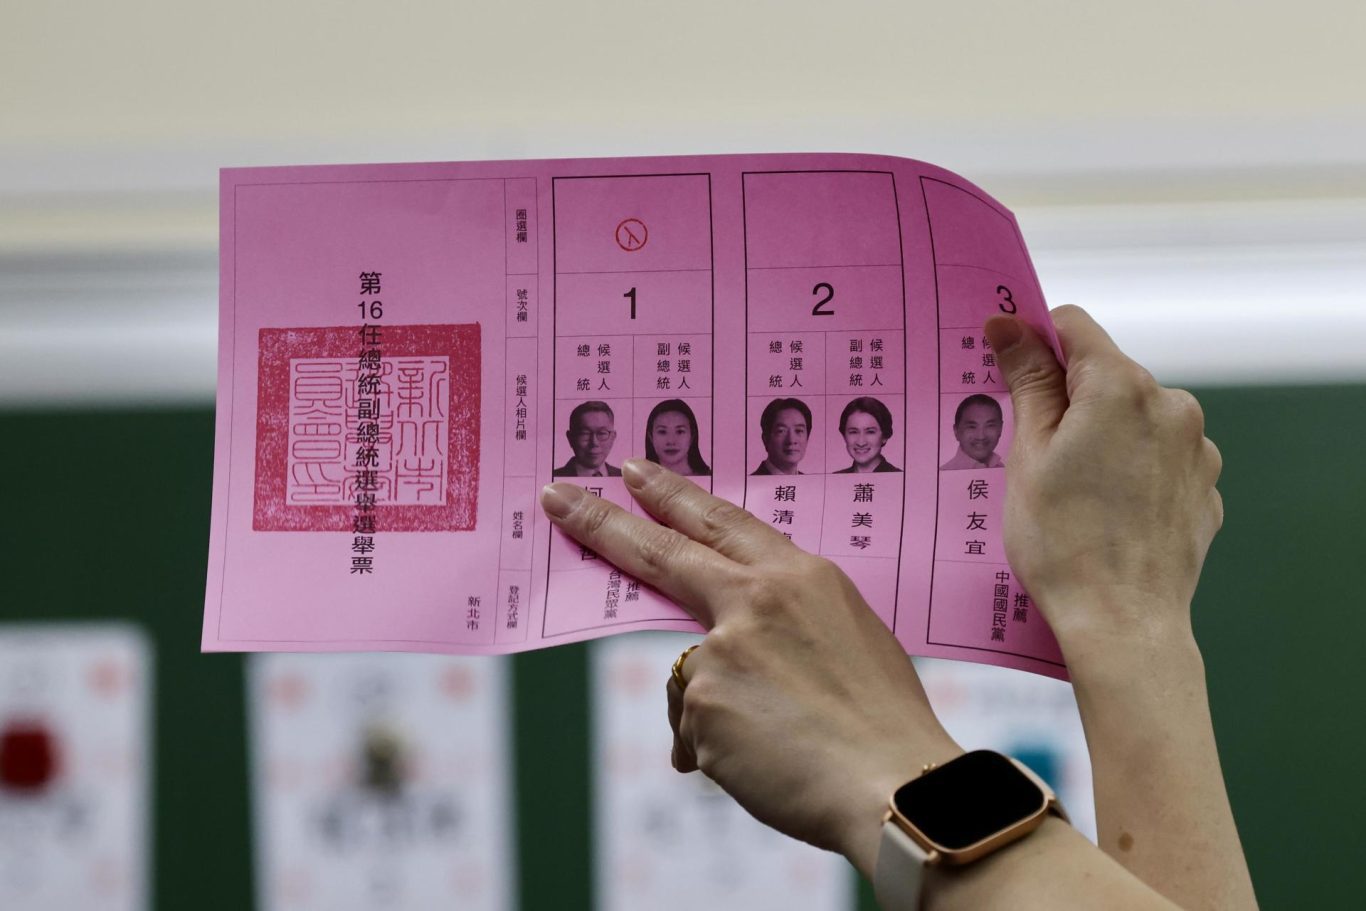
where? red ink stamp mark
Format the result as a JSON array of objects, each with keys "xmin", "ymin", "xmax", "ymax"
[
  {"xmin": 253, "ymin": 323, "xmax": 481, "ymax": 532},
  {"xmin": 615, "ymin": 218, "xmax": 648, "ymax": 252}
]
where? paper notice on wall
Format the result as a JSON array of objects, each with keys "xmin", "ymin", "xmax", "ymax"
[
  {"xmin": 0, "ymin": 623, "xmax": 152, "ymax": 911},
  {"xmin": 247, "ymin": 653, "xmax": 514, "ymax": 910},
  {"xmin": 592, "ymin": 632, "xmax": 854, "ymax": 911}
]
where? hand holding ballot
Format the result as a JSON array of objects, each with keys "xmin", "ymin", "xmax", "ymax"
[
  {"xmin": 985, "ymin": 306, "xmax": 1224, "ymax": 645},
  {"xmin": 543, "ymin": 306, "xmax": 1255, "ymax": 910},
  {"xmin": 541, "ymin": 457, "xmax": 961, "ymax": 876}
]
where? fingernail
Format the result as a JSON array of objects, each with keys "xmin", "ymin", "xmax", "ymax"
[
  {"xmin": 984, "ymin": 316, "xmax": 1023, "ymax": 352},
  {"xmin": 540, "ymin": 483, "xmax": 586, "ymax": 519},
  {"xmin": 623, "ymin": 458, "xmax": 661, "ymax": 489}
]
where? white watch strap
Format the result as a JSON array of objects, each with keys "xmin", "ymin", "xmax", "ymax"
[{"xmin": 874, "ymin": 819, "xmax": 931, "ymax": 911}]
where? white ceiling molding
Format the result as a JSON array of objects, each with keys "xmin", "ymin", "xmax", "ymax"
[
  {"xmin": 3, "ymin": 113, "xmax": 1366, "ymax": 197},
  {"xmin": 2, "ymin": 193, "xmax": 1362, "ymax": 407},
  {"xmin": 1022, "ymin": 197, "xmax": 1366, "ymax": 385},
  {"xmin": 1, "ymin": 251, "xmax": 217, "ymax": 406},
  {"xmin": 2, "ymin": 119, "xmax": 1364, "ymax": 406}
]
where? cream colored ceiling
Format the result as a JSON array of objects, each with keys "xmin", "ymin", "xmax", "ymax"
[{"xmin": 5, "ymin": 1, "xmax": 1364, "ymax": 145}]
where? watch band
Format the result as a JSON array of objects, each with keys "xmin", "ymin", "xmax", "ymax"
[{"xmin": 874, "ymin": 816, "xmax": 932, "ymax": 911}]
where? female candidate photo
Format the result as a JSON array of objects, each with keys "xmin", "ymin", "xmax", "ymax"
[
  {"xmin": 644, "ymin": 398, "xmax": 711, "ymax": 476},
  {"xmin": 833, "ymin": 396, "xmax": 901, "ymax": 473}
]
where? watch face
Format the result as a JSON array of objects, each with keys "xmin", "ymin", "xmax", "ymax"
[{"xmin": 892, "ymin": 750, "xmax": 1046, "ymax": 851}]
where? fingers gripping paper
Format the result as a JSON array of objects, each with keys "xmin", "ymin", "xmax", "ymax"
[{"xmin": 203, "ymin": 154, "xmax": 1068, "ymax": 678}]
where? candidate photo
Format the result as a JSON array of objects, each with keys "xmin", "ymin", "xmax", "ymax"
[
  {"xmin": 940, "ymin": 393, "xmax": 1004, "ymax": 470},
  {"xmin": 644, "ymin": 398, "xmax": 711, "ymax": 476},
  {"xmin": 751, "ymin": 397, "xmax": 811, "ymax": 476},
  {"xmin": 555, "ymin": 400, "xmax": 622, "ymax": 477},
  {"xmin": 833, "ymin": 396, "xmax": 901, "ymax": 473}
]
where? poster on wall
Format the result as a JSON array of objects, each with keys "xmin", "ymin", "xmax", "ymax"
[
  {"xmin": 248, "ymin": 653, "xmax": 515, "ymax": 910},
  {"xmin": 592, "ymin": 632, "xmax": 854, "ymax": 911},
  {"xmin": 0, "ymin": 623, "xmax": 152, "ymax": 911}
]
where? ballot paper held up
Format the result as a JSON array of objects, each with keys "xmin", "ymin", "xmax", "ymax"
[{"xmin": 203, "ymin": 153, "xmax": 1067, "ymax": 678}]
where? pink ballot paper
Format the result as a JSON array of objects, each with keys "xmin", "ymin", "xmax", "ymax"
[{"xmin": 203, "ymin": 153, "xmax": 1069, "ymax": 678}]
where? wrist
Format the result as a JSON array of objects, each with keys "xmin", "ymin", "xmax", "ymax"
[
  {"xmin": 1061, "ymin": 617, "xmax": 1211, "ymax": 758},
  {"xmin": 844, "ymin": 739, "xmax": 965, "ymax": 880},
  {"xmin": 1040, "ymin": 590, "xmax": 1200, "ymax": 676},
  {"xmin": 1060, "ymin": 615, "xmax": 1204, "ymax": 690},
  {"xmin": 922, "ymin": 814, "xmax": 1081, "ymax": 909}
]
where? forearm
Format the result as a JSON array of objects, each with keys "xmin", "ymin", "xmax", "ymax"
[
  {"xmin": 923, "ymin": 816, "xmax": 1181, "ymax": 911},
  {"xmin": 1061, "ymin": 609, "xmax": 1259, "ymax": 910}
]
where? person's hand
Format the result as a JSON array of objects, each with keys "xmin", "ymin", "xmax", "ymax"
[
  {"xmin": 984, "ymin": 305, "xmax": 1224, "ymax": 648},
  {"xmin": 539, "ymin": 462, "xmax": 962, "ymax": 878},
  {"xmin": 985, "ymin": 310, "xmax": 1258, "ymax": 911}
]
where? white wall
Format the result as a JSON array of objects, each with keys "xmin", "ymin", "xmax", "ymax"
[{"xmin": 4, "ymin": 0, "xmax": 1365, "ymax": 403}]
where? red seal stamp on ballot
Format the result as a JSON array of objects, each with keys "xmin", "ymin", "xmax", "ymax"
[{"xmin": 253, "ymin": 323, "xmax": 481, "ymax": 532}]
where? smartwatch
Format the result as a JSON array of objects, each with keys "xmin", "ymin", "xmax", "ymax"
[{"xmin": 873, "ymin": 750, "xmax": 1068, "ymax": 911}]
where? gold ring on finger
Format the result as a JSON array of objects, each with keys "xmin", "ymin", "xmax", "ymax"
[{"xmin": 671, "ymin": 644, "xmax": 700, "ymax": 691}]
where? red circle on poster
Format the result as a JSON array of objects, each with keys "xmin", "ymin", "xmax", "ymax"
[
  {"xmin": 0, "ymin": 720, "xmax": 60, "ymax": 791},
  {"xmin": 615, "ymin": 218, "xmax": 648, "ymax": 252}
]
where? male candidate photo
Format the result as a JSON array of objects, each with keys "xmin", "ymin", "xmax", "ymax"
[
  {"xmin": 751, "ymin": 397, "xmax": 812, "ymax": 475},
  {"xmin": 940, "ymin": 393, "xmax": 1005, "ymax": 470},
  {"xmin": 555, "ymin": 400, "xmax": 622, "ymax": 477}
]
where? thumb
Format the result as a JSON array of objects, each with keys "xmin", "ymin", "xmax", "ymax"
[{"xmin": 983, "ymin": 314, "xmax": 1068, "ymax": 437}]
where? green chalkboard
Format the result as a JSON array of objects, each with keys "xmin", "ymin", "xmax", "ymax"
[{"xmin": 5, "ymin": 385, "xmax": 1363, "ymax": 909}]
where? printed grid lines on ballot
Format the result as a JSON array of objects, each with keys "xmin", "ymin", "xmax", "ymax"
[{"xmin": 203, "ymin": 153, "xmax": 1069, "ymax": 679}]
